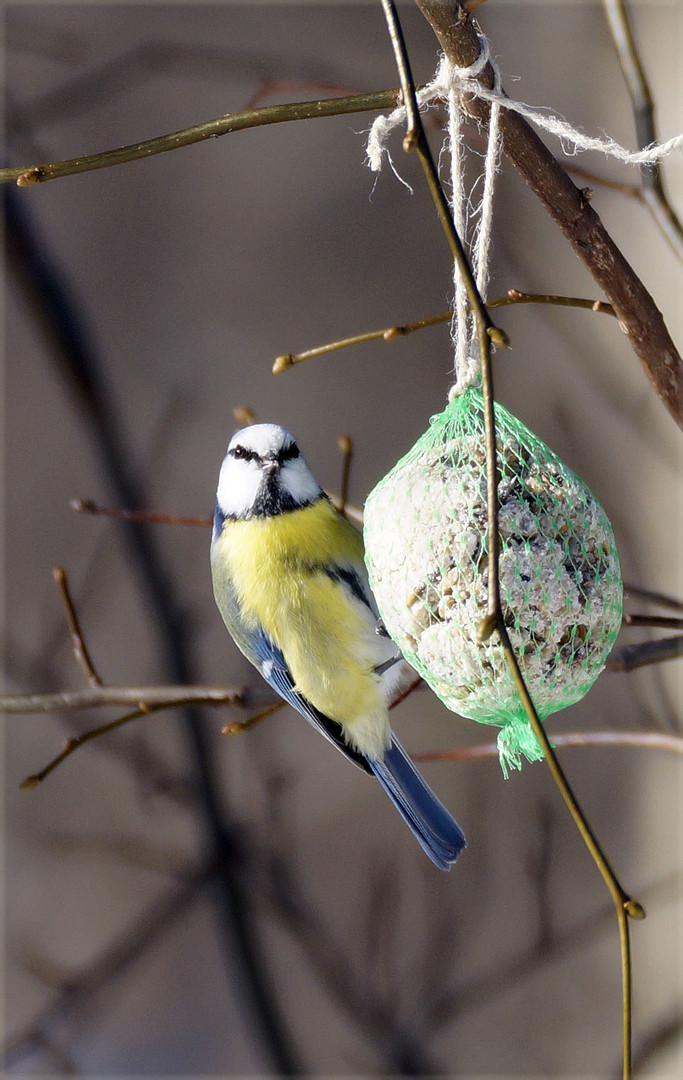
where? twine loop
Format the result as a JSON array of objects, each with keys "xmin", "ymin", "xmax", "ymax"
[{"xmin": 365, "ymin": 26, "xmax": 683, "ymax": 397}]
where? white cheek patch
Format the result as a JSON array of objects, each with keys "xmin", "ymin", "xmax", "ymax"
[
  {"xmin": 280, "ymin": 458, "xmax": 323, "ymax": 506},
  {"xmin": 216, "ymin": 455, "xmax": 262, "ymax": 518}
]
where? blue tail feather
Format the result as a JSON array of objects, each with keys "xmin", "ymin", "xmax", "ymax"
[{"xmin": 368, "ymin": 737, "xmax": 467, "ymax": 870}]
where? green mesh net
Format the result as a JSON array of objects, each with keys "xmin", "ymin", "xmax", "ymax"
[{"xmin": 363, "ymin": 387, "xmax": 623, "ymax": 776}]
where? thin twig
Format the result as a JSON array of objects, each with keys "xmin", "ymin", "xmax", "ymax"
[
  {"xmin": 1, "ymin": 685, "xmax": 245, "ymax": 713},
  {"xmin": 20, "ymin": 704, "xmax": 166, "ymax": 789},
  {"xmin": 274, "ymin": 290, "xmax": 615, "ymax": 371},
  {"xmin": 603, "ymin": 0, "xmax": 683, "ymax": 261},
  {"xmin": 0, "ymin": 673, "xmax": 422, "ymax": 719},
  {"xmin": 623, "ymin": 583, "xmax": 683, "ymax": 613},
  {"xmin": 1, "ymin": 91, "xmax": 399, "ymax": 186},
  {"xmin": 498, "ymin": 625, "xmax": 644, "ymax": 1080},
  {"xmin": 337, "ymin": 435, "xmax": 353, "ymax": 516},
  {"xmin": 605, "ymin": 634, "xmax": 683, "ymax": 672},
  {"xmin": 499, "ymin": 625, "xmax": 646, "ymax": 931},
  {"xmin": 70, "ymin": 498, "xmax": 212, "ymax": 527},
  {"xmin": 219, "ymin": 672, "xmax": 423, "ymax": 735},
  {"xmin": 413, "ymin": 729, "xmax": 683, "ymax": 763},
  {"xmin": 221, "ymin": 700, "xmax": 285, "ymax": 735},
  {"xmin": 565, "ymin": 163, "xmax": 642, "ymax": 199},
  {"xmin": 4, "ymin": 664, "xmax": 419, "ymax": 779},
  {"xmin": 623, "ymin": 614, "xmax": 683, "ymax": 631},
  {"xmin": 52, "ymin": 566, "xmax": 102, "ymax": 687},
  {"xmin": 71, "ymin": 493, "xmax": 362, "ymax": 529},
  {"xmin": 499, "ymin": 290, "xmax": 615, "ymax": 317},
  {"xmin": 18, "ymin": 687, "xmax": 272, "ymax": 789}
]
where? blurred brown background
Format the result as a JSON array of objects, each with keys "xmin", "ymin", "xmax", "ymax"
[{"xmin": 3, "ymin": 2, "xmax": 682, "ymax": 1076}]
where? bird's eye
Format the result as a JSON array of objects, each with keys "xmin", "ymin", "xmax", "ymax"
[{"xmin": 231, "ymin": 445, "xmax": 254, "ymax": 461}]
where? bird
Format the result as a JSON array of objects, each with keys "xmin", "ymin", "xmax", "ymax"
[{"xmin": 210, "ymin": 423, "xmax": 466, "ymax": 869}]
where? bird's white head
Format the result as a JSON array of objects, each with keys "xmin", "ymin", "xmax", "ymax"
[{"xmin": 215, "ymin": 424, "xmax": 324, "ymax": 520}]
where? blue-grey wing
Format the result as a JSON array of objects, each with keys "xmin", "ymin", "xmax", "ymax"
[
  {"xmin": 250, "ymin": 626, "xmax": 372, "ymax": 773},
  {"xmin": 213, "ymin": 552, "xmax": 466, "ymax": 868},
  {"xmin": 212, "ymin": 545, "xmax": 381, "ymax": 772}
]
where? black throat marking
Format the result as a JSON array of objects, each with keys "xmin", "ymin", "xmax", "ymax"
[{"xmin": 214, "ymin": 485, "xmax": 327, "ymax": 531}]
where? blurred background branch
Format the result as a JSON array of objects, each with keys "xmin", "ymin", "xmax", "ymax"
[{"xmin": 602, "ymin": 0, "xmax": 683, "ymax": 261}]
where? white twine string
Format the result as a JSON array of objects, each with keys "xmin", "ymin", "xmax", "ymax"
[
  {"xmin": 446, "ymin": 43, "xmax": 503, "ymax": 397},
  {"xmin": 365, "ymin": 30, "xmax": 683, "ymax": 396}
]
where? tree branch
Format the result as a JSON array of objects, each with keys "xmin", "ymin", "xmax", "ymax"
[
  {"xmin": 603, "ymin": 0, "xmax": 683, "ymax": 261},
  {"xmin": 605, "ymin": 634, "xmax": 683, "ymax": 672},
  {"xmin": 414, "ymin": 0, "xmax": 683, "ymax": 429},
  {"xmin": 1, "ymin": 91, "xmax": 399, "ymax": 186},
  {"xmin": 413, "ymin": 730, "xmax": 683, "ymax": 763},
  {"xmin": 1, "ymin": 685, "xmax": 244, "ymax": 713}
]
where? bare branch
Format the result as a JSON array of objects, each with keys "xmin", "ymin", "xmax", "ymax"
[
  {"xmin": 1, "ymin": 91, "xmax": 399, "ymax": 186},
  {"xmin": 606, "ymin": 635, "xmax": 683, "ymax": 672},
  {"xmin": 414, "ymin": 0, "xmax": 683, "ymax": 428},
  {"xmin": 413, "ymin": 730, "xmax": 683, "ymax": 763},
  {"xmin": 623, "ymin": 614, "xmax": 683, "ymax": 631},
  {"xmin": 221, "ymin": 700, "xmax": 285, "ymax": 735},
  {"xmin": 603, "ymin": 0, "xmax": 683, "ymax": 260},
  {"xmin": 52, "ymin": 565, "xmax": 102, "ymax": 687},
  {"xmin": 1, "ymin": 684, "xmax": 244, "ymax": 714},
  {"xmin": 623, "ymin": 583, "xmax": 683, "ymax": 613},
  {"xmin": 71, "ymin": 498, "xmax": 211, "ymax": 527},
  {"xmin": 274, "ymin": 291, "xmax": 616, "ymax": 372}
]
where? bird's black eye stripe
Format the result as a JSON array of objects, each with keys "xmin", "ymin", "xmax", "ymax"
[
  {"xmin": 229, "ymin": 441, "xmax": 299, "ymax": 466},
  {"xmin": 230, "ymin": 445, "xmax": 257, "ymax": 462},
  {"xmin": 277, "ymin": 442, "xmax": 300, "ymax": 465}
]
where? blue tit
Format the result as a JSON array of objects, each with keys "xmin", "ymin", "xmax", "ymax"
[{"xmin": 210, "ymin": 423, "xmax": 466, "ymax": 869}]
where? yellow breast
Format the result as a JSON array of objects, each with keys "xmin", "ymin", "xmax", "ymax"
[{"xmin": 212, "ymin": 499, "xmax": 390, "ymax": 757}]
